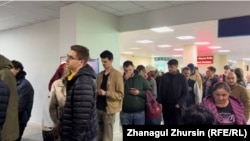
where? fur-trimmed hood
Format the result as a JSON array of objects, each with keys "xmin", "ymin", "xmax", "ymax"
[{"xmin": 0, "ymin": 54, "xmax": 13, "ymax": 70}]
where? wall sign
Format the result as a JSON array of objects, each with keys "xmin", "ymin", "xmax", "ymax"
[{"xmin": 197, "ymin": 56, "xmax": 213, "ymax": 64}]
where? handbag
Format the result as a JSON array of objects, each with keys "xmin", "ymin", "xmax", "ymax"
[{"xmin": 146, "ymin": 90, "xmax": 162, "ymax": 120}]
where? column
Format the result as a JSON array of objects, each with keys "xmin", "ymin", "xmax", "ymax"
[
  {"xmin": 237, "ymin": 58, "xmax": 244, "ymax": 69},
  {"xmin": 59, "ymin": 3, "xmax": 120, "ymax": 70},
  {"xmin": 59, "ymin": 3, "xmax": 121, "ymax": 134},
  {"xmin": 183, "ymin": 44, "xmax": 197, "ymax": 66},
  {"xmin": 214, "ymin": 54, "xmax": 228, "ymax": 74}
]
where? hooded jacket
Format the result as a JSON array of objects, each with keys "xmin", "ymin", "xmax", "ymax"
[
  {"xmin": 61, "ymin": 64, "xmax": 97, "ymax": 141},
  {"xmin": 0, "ymin": 54, "xmax": 19, "ymax": 141},
  {"xmin": 16, "ymin": 70, "xmax": 34, "ymax": 125}
]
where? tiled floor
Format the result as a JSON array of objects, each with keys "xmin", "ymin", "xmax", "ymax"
[{"xmin": 22, "ymin": 122, "xmax": 122, "ymax": 141}]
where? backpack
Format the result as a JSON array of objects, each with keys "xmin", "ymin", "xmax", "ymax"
[{"xmin": 146, "ymin": 90, "xmax": 162, "ymax": 120}]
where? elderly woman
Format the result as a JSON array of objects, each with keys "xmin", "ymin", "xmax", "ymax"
[{"xmin": 202, "ymin": 82, "xmax": 246, "ymax": 125}]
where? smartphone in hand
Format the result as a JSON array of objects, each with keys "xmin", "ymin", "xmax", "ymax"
[{"xmin": 130, "ymin": 88, "xmax": 136, "ymax": 90}]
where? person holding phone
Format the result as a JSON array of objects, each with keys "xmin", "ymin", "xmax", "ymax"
[
  {"xmin": 96, "ymin": 50, "xmax": 124, "ymax": 141},
  {"xmin": 120, "ymin": 60, "xmax": 151, "ymax": 125}
]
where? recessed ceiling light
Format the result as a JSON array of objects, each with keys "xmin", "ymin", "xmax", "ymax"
[
  {"xmin": 130, "ymin": 47, "xmax": 140, "ymax": 50},
  {"xmin": 208, "ymin": 46, "xmax": 222, "ymax": 49},
  {"xmin": 243, "ymin": 58, "xmax": 250, "ymax": 61},
  {"xmin": 150, "ymin": 27, "xmax": 174, "ymax": 32},
  {"xmin": 228, "ymin": 60, "xmax": 237, "ymax": 63},
  {"xmin": 172, "ymin": 55, "xmax": 183, "ymax": 57},
  {"xmin": 157, "ymin": 44, "xmax": 172, "ymax": 48},
  {"xmin": 123, "ymin": 52, "xmax": 134, "ymax": 55},
  {"xmin": 176, "ymin": 36, "xmax": 195, "ymax": 40},
  {"xmin": 136, "ymin": 40, "xmax": 153, "ymax": 44},
  {"xmin": 194, "ymin": 42, "xmax": 210, "ymax": 45},
  {"xmin": 174, "ymin": 48, "xmax": 183, "ymax": 51},
  {"xmin": 153, "ymin": 55, "xmax": 160, "ymax": 57},
  {"xmin": 218, "ymin": 50, "xmax": 230, "ymax": 52}
]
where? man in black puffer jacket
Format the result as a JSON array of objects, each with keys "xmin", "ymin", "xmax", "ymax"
[
  {"xmin": 0, "ymin": 79, "xmax": 10, "ymax": 141},
  {"xmin": 61, "ymin": 45, "xmax": 97, "ymax": 141}
]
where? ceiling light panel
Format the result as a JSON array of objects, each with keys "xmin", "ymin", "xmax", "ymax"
[
  {"xmin": 218, "ymin": 50, "xmax": 230, "ymax": 53},
  {"xmin": 208, "ymin": 46, "xmax": 222, "ymax": 49},
  {"xmin": 228, "ymin": 60, "xmax": 237, "ymax": 63},
  {"xmin": 194, "ymin": 42, "xmax": 210, "ymax": 45},
  {"xmin": 172, "ymin": 54, "xmax": 183, "ymax": 57},
  {"xmin": 136, "ymin": 40, "xmax": 153, "ymax": 44},
  {"xmin": 158, "ymin": 44, "xmax": 172, "ymax": 48},
  {"xmin": 150, "ymin": 27, "xmax": 174, "ymax": 32},
  {"xmin": 174, "ymin": 48, "xmax": 183, "ymax": 51},
  {"xmin": 176, "ymin": 36, "xmax": 195, "ymax": 40},
  {"xmin": 243, "ymin": 58, "xmax": 250, "ymax": 61},
  {"xmin": 123, "ymin": 51, "xmax": 134, "ymax": 54}
]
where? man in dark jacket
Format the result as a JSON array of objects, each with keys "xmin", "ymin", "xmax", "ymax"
[
  {"xmin": 61, "ymin": 45, "xmax": 97, "ymax": 141},
  {"xmin": 0, "ymin": 79, "xmax": 10, "ymax": 140},
  {"xmin": 203, "ymin": 66, "xmax": 219, "ymax": 98},
  {"xmin": 157, "ymin": 59, "xmax": 188, "ymax": 125},
  {"xmin": 10, "ymin": 60, "xmax": 34, "ymax": 141}
]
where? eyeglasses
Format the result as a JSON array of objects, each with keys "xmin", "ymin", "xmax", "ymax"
[{"xmin": 66, "ymin": 54, "xmax": 79, "ymax": 60}]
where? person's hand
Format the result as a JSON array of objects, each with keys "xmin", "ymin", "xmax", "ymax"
[
  {"xmin": 97, "ymin": 89, "xmax": 106, "ymax": 96},
  {"xmin": 129, "ymin": 88, "xmax": 139, "ymax": 95},
  {"xmin": 124, "ymin": 72, "xmax": 132, "ymax": 80},
  {"xmin": 53, "ymin": 123, "xmax": 61, "ymax": 139}
]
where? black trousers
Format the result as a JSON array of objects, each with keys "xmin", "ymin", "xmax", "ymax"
[
  {"xmin": 15, "ymin": 123, "xmax": 27, "ymax": 141},
  {"xmin": 42, "ymin": 130, "xmax": 55, "ymax": 141}
]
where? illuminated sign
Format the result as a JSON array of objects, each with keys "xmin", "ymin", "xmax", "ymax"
[{"xmin": 197, "ymin": 56, "xmax": 213, "ymax": 64}]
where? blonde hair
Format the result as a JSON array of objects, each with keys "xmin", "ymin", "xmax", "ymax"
[{"xmin": 61, "ymin": 67, "xmax": 71, "ymax": 94}]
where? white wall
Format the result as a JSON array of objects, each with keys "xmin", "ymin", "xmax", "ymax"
[
  {"xmin": 0, "ymin": 19, "xmax": 60, "ymax": 124},
  {"xmin": 59, "ymin": 3, "xmax": 120, "ymax": 71},
  {"xmin": 76, "ymin": 3, "xmax": 120, "ymax": 71}
]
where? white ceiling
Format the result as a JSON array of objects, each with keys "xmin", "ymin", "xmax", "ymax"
[
  {"xmin": 0, "ymin": 1, "xmax": 249, "ymax": 63},
  {"xmin": 121, "ymin": 20, "xmax": 250, "ymax": 63}
]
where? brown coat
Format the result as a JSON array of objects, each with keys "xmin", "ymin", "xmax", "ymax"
[
  {"xmin": 49, "ymin": 79, "xmax": 66, "ymax": 125},
  {"xmin": 0, "ymin": 54, "xmax": 19, "ymax": 141},
  {"xmin": 96, "ymin": 67, "xmax": 124, "ymax": 114},
  {"xmin": 230, "ymin": 84, "xmax": 250, "ymax": 121}
]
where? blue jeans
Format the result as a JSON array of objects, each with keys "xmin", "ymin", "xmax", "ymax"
[
  {"xmin": 146, "ymin": 117, "xmax": 162, "ymax": 125},
  {"xmin": 90, "ymin": 137, "xmax": 97, "ymax": 141},
  {"xmin": 120, "ymin": 111, "xmax": 145, "ymax": 125}
]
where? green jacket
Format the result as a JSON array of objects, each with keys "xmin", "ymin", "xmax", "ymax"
[
  {"xmin": 122, "ymin": 71, "xmax": 151, "ymax": 113},
  {"xmin": 0, "ymin": 54, "xmax": 19, "ymax": 141}
]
